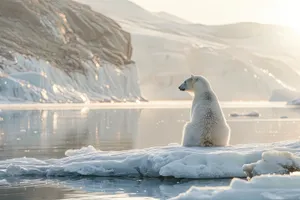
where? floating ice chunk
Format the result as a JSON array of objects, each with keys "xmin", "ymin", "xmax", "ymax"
[
  {"xmin": 65, "ymin": 145, "xmax": 98, "ymax": 157},
  {"xmin": 0, "ymin": 141, "xmax": 299, "ymax": 179},
  {"xmin": 0, "ymin": 179, "xmax": 9, "ymax": 186},
  {"xmin": 171, "ymin": 173, "xmax": 300, "ymax": 200},
  {"xmin": 243, "ymin": 150, "xmax": 300, "ymax": 178},
  {"xmin": 230, "ymin": 111, "xmax": 260, "ymax": 117}
]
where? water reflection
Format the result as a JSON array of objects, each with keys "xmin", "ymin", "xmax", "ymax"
[
  {"xmin": 137, "ymin": 107, "xmax": 300, "ymax": 148},
  {"xmin": 0, "ymin": 109, "xmax": 141, "ymax": 159},
  {"xmin": 0, "ymin": 177, "xmax": 231, "ymax": 200},
  {"xmin": 1, "ymin": 106, "xmax": 300, "ymax": 199},
  {"xmin": 0, "ymin": 107, "xmax": 300, "ymax": 160}
]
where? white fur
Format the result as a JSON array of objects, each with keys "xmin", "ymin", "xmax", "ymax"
[{"xmin": 179, "ymin": 75, "xmax": 230, "ymax": 147}]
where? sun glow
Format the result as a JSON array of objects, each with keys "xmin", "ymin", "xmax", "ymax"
[
  {"xmin": 275, "ymin": 1, "xmax": 300, "ymax": 33},
  {"xmin": 130, "ymin": 0, "xmax": 300, "ymax": 33}
]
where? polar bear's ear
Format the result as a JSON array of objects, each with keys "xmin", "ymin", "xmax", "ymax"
[{"xmin": 191, "ymin": 75, "xmax": 197, "ymax": 81}]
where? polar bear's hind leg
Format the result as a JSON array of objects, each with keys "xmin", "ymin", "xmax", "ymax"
[{"xmin": 200, "ymin": 140, "xmax": 214, "ymax": 147}]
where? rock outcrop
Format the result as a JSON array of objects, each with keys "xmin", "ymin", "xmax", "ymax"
[{"xmin": 0, "ymin": 0, "xmax": 143, "ymax": 103}]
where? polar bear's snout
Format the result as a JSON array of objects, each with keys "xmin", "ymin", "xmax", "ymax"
[
  {"xmin": 178, "ymin": 83, "xmax": 186, "ymax": 91},
  {"xmin": 179, "ymin": 86, "xmax": 185, "ymax": 91}
]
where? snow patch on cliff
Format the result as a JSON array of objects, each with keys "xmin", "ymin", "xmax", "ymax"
[{"xmin": 0, "ymin": 53, "xmax": 143, "ymax": 103}]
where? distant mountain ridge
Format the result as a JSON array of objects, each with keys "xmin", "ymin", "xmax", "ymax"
[
  {"xmin": 154, "ymin": 12, "xmax": 191, "ymax": 24},
  {"xmin": 78, "ymin": 0, "xmax": 300, "ymax": 101}
]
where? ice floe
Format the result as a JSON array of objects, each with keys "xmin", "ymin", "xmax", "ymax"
[
  {"xmin": 171, "ymin": 173, "xmax": 300, "ymax": 200},
  {"xmin": 0, "ymin": 140, "xmax": 300, "ymax": 179},
  {"xmin": 243, "ymin": 150, "xmax": 300, "ymax": 178}
]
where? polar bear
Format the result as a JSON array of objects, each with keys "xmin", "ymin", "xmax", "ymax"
[{"xmin": 178, "ymin": 75, "xmax": 230, "ymax": 147}]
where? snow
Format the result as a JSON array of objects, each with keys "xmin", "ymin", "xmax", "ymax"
[
  {"xmin": 243, "ymin": 150, "xmax": 300, "ymax": 178},
  {"xmin": 0, "ymin": 140, "xmax": 300, "ymax": 179},
  {"xmin": 0, "ymin": 53, "xmax": 143, "ymax": 103},
  {"xmin": 65, "ymin": 145, "xmax": 98, "ymax": 157},
  {"xmin": 171, "ymin": 173, "xmax": 300, "ymax": 200},
  {"xmin": 0, "ymin": 179, "xmax": 9, "ymax": 186}
]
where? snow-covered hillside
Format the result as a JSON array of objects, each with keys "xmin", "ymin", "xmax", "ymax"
[
  {"xmin": 0, "ymin": 0, "xmax": 144, "ymax": 103},
  {"xmin": 77, "ymin": 0, "xmax": 300, "ymax": 101}
]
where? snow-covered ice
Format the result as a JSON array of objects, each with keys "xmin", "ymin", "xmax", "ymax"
[
  {"xmin": 65, "ymin": 145, "xmax": 98, "ymax": 157},
  {"xmin": 243, "ymin": 150, "xmax": 300, "ymax": 178},
  {"xmin": 0, "ymin": 140, "xmax": 300, "ymax": 179},
  {"xmin": 171, "ymin": 173, "xmax": 300, "ymax": 200},
  {"xmin": 0, "ymin": 179, "xmax": 9, "ymax": 186}
]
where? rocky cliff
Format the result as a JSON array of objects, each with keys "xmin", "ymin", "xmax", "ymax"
[{"xmin": 0, "ymin": 0, "xmax": 143, "ymax": 103}]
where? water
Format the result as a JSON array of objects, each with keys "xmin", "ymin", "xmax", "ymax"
[{"xmin": 0, "ymin": 102, "xmax": 300, "ymax": 199}]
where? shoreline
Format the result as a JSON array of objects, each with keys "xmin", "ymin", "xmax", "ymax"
[{"xmin": 0, "ymin": 101, "xmax": 293, "ymax": 110}]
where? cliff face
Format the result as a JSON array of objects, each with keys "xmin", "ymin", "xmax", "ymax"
[{"xmin": 0, "ymin": 0, "xmax": 141, "ymax": 103}]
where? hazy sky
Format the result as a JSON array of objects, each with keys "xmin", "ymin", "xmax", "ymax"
[{"xmin": 130, "ymin": 0, "xmax": 300, "ymax": 30}]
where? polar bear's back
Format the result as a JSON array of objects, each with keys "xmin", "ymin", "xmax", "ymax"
[
  {"xmin": 202, "ymin": 106, "xmax": 230, "ymax": 146},
  {"xmin": 179, "ymin": 75, "xmax": 231, "ymax": 147},
  {"xmin": 183, "ymin": 93, "xmax": 230, "ymax": 147}
]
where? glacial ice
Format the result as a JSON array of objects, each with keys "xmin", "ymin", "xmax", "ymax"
[
  {"xmin": 171, "ymin": 173, "xmax": 300, "ymax": 200},
  {"xmin": 0, "ymin": 140, "xmax": 300, "ymax": 179},
  {"xmin": 243, "ymin": 150, "xmax": 300, "ymax": 178}
]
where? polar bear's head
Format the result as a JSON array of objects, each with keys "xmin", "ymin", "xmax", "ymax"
[{"xmin": 178, "ymin": 75, "xmax": 211, "ymax": 93}]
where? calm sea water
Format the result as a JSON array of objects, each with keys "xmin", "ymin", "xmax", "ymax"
[{"xmin": 0, "ymin": 102, "xmax": 300, "ymax": 199}]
